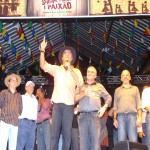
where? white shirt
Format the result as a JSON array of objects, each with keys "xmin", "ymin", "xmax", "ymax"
[
  {"xmin": 19, "ymin": 93, "xmax": 38, "ymax": 121},
  {"xmin": 142, "ymin": 87, "xmax": 150, "ymax": 110},
  {"xmin": 43, "ymin": 63, "xmax": 83, "ymax": 105}
]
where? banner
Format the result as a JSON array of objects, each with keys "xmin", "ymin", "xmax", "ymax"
[
  {"xmin": 0, "ymin": 0, "xmax": 149, "ymax": 17},
  {"xmin": 27, "ymin": 0, "xmax": 88, "ymax": 17},
  {"xmin": 90, "ymin": 0, "xmax": 149, "ymax": 15},
  {"xmin": 0, "ymin": 0, "xmax": 27, "ymax": 17}
]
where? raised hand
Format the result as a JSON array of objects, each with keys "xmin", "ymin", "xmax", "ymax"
[{"xmin": 40, "ymin": 36, "xmax": 47, "ymax": 51}]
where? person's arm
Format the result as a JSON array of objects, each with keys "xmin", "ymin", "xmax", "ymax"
[
  {"xmin": 98, "ymin": 85, "xmax": 112, "ymax": 117},
  {"xmin": 75, "ymin": 86, "xmax": 85, "ymax": 101},
  {"xmin": 0, "ymin": 90, "xmax": 5, "ymax": 108},
  {"xmin": 40, "ymin": 36, "xmax": 47, "ymax": 69},
  {"xmin": 136, "ymin": 87, "xmax": 142, "ymax": 127},
  {"xmin": 113, "ymin": 90, "xmax": 118, "ymax": 128},
  {"xmin": 69, "ymin": 68, "xmax": 84, "ymax": 86},
  {"xmin": 137, "ymin": 108, "xmax": 142, "ymax": 127},
  {"xmin": 19, "ymin": 94, "xmax": 23, "ymax": 115},
  {"xmin": 71, "ymin": 70, "xmax": 80, "ymax": 83},
  {"xmin": 113, "ymin": 109, "xmax": 118, "ymax": 128}
]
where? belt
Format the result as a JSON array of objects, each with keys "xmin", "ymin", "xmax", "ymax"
[
  {"xmin": 24, "ymin": 118, "xmax": 36, "ymax": 122},
  {"xmin": 80, "ymin": 110, "xmax": 98, "ymax": 113},
  {"xmin": 37, "ymin": 119, "xmax": 49, "ymax": 125}
]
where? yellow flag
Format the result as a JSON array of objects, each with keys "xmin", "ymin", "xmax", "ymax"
[
  {"xmin": 20, "ymin": 33, "xmax": 25, "ymax": 41},
  {"xmin": 109, "ymin": 61, "xmax": 112, "ymax": 66},
  {"xmin": 88, "ymin": 27, "xmax": 92, "ymax": 33},
  {"xmin": 116, "ymin": 39, "xmax": 118, "ymax": 46},
  {"xmin": 146, "ymin": 27, "xmax": 150, "ymax": 34},
  {"xmin": 16, "ymin": 52, "xmax": 19, "ymax": 59},
  {"xmin": 2, "ymin": 64, "xmax": 6, "ymax": 70},
  {"xmin": 43, "ymin": 24, "xmax": 47, "ymax": 31},
  {"xmin": 51, "ymin": 51, "xmax": 55, "ymax": 57},
  {"xmin": 134, "ymin": 19, "xmax": 138, "ymax": 27},
  {"xmin": 2, "ymin": 28, "xmax": 7, "ymax": 37}
]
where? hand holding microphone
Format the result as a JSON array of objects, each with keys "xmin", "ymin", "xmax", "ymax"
[{"xmin": 64, "ymin": 59, "xmax": 70, "ymax": 71}]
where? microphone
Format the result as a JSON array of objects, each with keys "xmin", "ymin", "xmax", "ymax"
[{"xmin": 64, "ymin": 59, "xmax": 68, "ymax": 70}]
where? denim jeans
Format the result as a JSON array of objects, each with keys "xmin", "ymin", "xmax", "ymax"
[
  {"xmin": 16, "ymin": 119, "xmax": 36, "ymax": 150},
  {"xmin": 58, "ymin": 134, "xmax": 63, "ymax": 150},
  {"xmin": 50, "ymin": 103, "xmax": 74, "ymax": 150},
  {"xmin": 146, "ymin": 113, "xmax": 150, "ymax": 150},
  {"xmin": 70, "ymin": 128, "xmax": 80, "ymax": 150},
  {"xmin": 0, "ymin": 120, "xmax": 18, "ymax": 150},
  {"xmin": 141, "ymin": 123, "xmax": 147, "ymax": 145},
  {"xmin": 37, "ymin": 120, "xmax": 50, "ymax": 150},
  {"xmin": 78, "ymin": 112, "xmax": 101, "ymax": 150},
  {"xmin": 117, "ymin": 112, "xmax": 137, "ymax": 142},
  {"xmin": 113, "ymin": 128, "xmax": 118, "ymax": 146}
]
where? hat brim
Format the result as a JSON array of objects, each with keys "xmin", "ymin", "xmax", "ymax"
[
  {"xmin": 58, "ymin": 46, "xmax": 76, "ymax": 65},
  {"xmin": 4, "ymin": 73, "xmax": 21, "ymax": 87}
]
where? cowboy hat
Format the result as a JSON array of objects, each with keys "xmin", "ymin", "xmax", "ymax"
[
  {"xmin": 4, "ymin": 73, "xmax": 21, "ymax": 87},
  {"xmin": 58, "ymin": 46, "xmax": 76, "ymax": 65}
]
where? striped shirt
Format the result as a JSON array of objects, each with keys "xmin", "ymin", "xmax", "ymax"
[
  {"xmin": 0, "ymin": 89, "xmax": 22, "ymax": 126},
  {"xmin": 78, "ymin": 82, "xmax": 112, "ymax": 112}
]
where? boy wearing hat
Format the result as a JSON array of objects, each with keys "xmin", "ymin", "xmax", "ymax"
[
  {"xmin": 0, "ymin": 73, "xmax": 22, "ymax": 150},
  {"xmin": 16, "ymin": 81, "xmax": 38, "ymax": 150},
  {"xmin": 40, "ymin": 36, "xmax": 83, "ymax": 150}
]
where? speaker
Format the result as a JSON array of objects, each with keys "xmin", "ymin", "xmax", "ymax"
[{"xmin": 112, "ymin": 141, "xmax": 148, "ymax": 150}]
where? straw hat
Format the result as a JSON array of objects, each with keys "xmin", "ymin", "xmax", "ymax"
[
  {"xmin": 4, "ymin": 73, "xmax": 21, "ymax": 87},
  {"xmin": 58, "ymin": 46, "xmax": 76, "ymax": 65}
]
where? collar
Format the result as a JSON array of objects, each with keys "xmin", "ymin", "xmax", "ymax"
[
  {"xmin": 8, "ymin": 88, "xmax": 17, "ymax": 94},
  {"xmin": 84, "ymin": 81, "xmax": 97, "ymax": 85},
  {"xmin": 121, "ymin": 84, "xmax": 132, "ymax": 89}
]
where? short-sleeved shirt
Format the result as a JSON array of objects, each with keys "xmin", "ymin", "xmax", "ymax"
[
  {"xmin": 0, "ymin": 89, "xmax": 22, "ymax": 126},
  {"xmin": 113, "ymin": 85, "xmax": 141, "ymax": 114},
  {"xmin": 43, "ymin": 63, "xmax": 83, "ymax": 105}
]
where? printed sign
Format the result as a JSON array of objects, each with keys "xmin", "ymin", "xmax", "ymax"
[
  {"xmin": 89, "ymin": 0, "xmax": 149, "ymax": 15},
  {"xmin": 0, "ymin": 0, "xmax": 27, "ymax": 17},
  {"xmin": 27, "ymin": 0, "xmax": 88, "ymax": 17}
]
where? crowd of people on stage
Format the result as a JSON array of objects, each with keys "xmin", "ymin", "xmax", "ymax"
[{"xmin": 0, "ymin": 36, "xmax": 150, "ymax": 150}]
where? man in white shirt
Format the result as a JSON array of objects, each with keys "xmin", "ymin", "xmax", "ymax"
[
  {"xmin": 16, "ymin": 81, "xmax": 38, "ymax": 150},
  {"xmin": 142, "ymin": 86, "xmax": 150, "ymax": 150},
  {"xmin": 40, "ymin": 36, "xmax": 83, "ymax": 150}
]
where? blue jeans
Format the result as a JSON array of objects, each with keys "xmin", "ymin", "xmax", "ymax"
[
  {"xmin": 141, "ymin": 123, "xmax": 147, "ymax": 145},
  {"xmin": 78, "ymin": 112, "xmax": 101, "ymax": 150},
  {"xmin": 16, "ymin": 119, "xmax": 36, "ymax": 150},
  {"xmin": 113, "ymin": 128, "xmax": 118, "ymax": 145},
  {"xmin": 117, "ymin": 112, "xmax": 137, "ymax": 142},
  {"xmin": 146, "ymin": 113, "xmax": 150, "ymax": 150},
  {"xmin": 70, "ymin": 128, "xmax": 80, "ymax": 150},
  {"xmin": 37, "ymin": 120, "xmax": 50, "ymax": 150},
  {"xmin": 58, "ymin": 134, "xmax": 63, "ymax": 150},
  {"xmin": 50, "ymin": 103, "xmax": 74, "ymax": 150}
]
